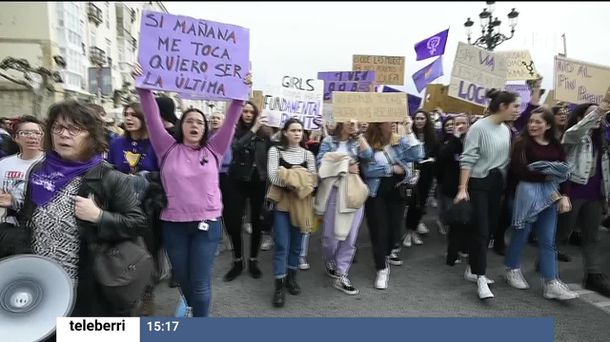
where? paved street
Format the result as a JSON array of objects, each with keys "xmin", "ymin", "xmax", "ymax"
[{"xmin": 154, "ymin": 213, "xmax": 610, "ymax": 342}]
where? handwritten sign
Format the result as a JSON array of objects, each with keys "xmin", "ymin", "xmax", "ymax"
[
  {"xmin": 136, "ymin": 10, "xmax": 250, "ymax": 101},
  {"xmin": 317, "ymin": 71, "xmax": 376, "ymax": 101},
  {"xmin": 554, "ymin": 56, "xmax": 610, "ymax": 104},
  {"xmin": 448, "ymin": 42, "xmax": 507, "ymax": 107},
  {"xmin": 250, "ymin": 90, "xmax": 264, "ymax": 110},
  {"xmin": 497, "ymin": 50, "xmax": 538, "ymax": 80},
  {"xmin": 423, "ymin": 84, "xmax": 485, "ymax": 115},
  {"xmin": 352, "ymin": 55, "xmax": 405, "ymax": 85},
  {"xmin": 505, "ymin": 84, "xmax": 531, "ymax": 113},
  {"xmin": 332, "ymin": 92, "xmax": 407, "ymax": 123},
  {"xmin": 262, "ymin": 76, "xmax": 324, "ymax": 131}
]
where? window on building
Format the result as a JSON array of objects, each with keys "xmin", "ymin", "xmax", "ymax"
[
  {"xmin": 106, "ymin": 38, "xmax": 112, "ymax": 63},
  {"xmin": 90, "ymin": 31, "xmax": 96, "ymax": 47},
  {"xmin": 105, "ymin": 3, "xmax": 110, "ymax": 29}
]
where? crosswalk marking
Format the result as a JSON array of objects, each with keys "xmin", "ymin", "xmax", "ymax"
[{"xmin": 567, "ymin": 283, "xmax": 610, "ymax": 314}]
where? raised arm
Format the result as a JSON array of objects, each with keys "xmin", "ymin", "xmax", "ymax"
[
  {"xmin": 208, "ymin": 100, "xmax": 244, "ymax": 156},
  {"xmin": 137, "ymin": 88, "xmax": 176, "ymax": 160}
]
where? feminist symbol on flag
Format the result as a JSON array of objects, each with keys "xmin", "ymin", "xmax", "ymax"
[{"xmin": 427, "ymin": 36, "xmax": 441, "ymax": 54}]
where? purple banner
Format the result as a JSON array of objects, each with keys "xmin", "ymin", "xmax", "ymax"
[
  {"xmin": 136, "ymin": 10, "xmax": 250, "ymax": 101},
  {"xmin": 412, "ymin": 56, "xmax": 444, "ymax": 93},
  {"xmin": 414, "ymin": 28, "xmax": 449, "ymax": 61},
  {"xmin": 317, "ymin": 71, "xmax": 376, "ymax": 101},
  {"xmin": 505, "ymin": 84, "xmax": 531, "ymax": 114}
]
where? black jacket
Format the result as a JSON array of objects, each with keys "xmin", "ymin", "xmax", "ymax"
[
  {"xmin": 18, "ymin": 160, "xmax": 148, "ymax": 316},
  {"xmin": 229, "ymin": 130, "xmax": 271, "ymax": 182},
  {"xmin": 436, "ymin": 135, "xmax": 464, "ymax": 198}
]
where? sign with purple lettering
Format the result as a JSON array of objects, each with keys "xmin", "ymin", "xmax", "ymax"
[
  {"xmin": 262, "ymin": 76, "xmax": 324, "ymax": 131},
  {"xmin": 505, "ymin": 84, "xmax": 531, "ymax": 114},
  {"xmin": 317, "ymin": 71, "xmax": 376, "ymax": 101},
  {"xmin": 554, "ymin": 56, "xmax": 610, "ymax": 104},
  {"xmin": 448, "ymin": 42, "xmax": 507, "ymax": 107},
  {"xmin": 136, "ymin": 10, "xmax": 250, "ymax": 101}
]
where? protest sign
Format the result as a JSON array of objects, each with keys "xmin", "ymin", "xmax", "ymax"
[
  {"xmin": 317, "ymin": 71, "xmax": 376, "ymax": 101},
  {"xmin": 448, "ymin": 42, "xmax": 507, "ymax": 107},
  {"xmin": 136, "ymin": 10, "xmax": 250, "ymax": 101},
  {"xmin": 262, "ymin": 76, "xmax": 324, "ymax": 130},
  {"xmin": 332, "ymin": 92, "xmax": 407, "ymax": 123},
  {"xmin": 497, "ymin": 50, "xmax": 538, "ymax": 80},
  {"xmin": 251, "ymin": 90, "xmax": 264, "ymax": 110},
  {"xmin": 352, "ymin": 55, "xmax": 405, "ymax": 85},
  {"xmin": 554, "ymin": 56, "xmax": 610, "ymax": 104},
  {"xmin": 505, "ymin": 84, "xmax": 531, "ymax": 113},
  {"xmin": 423, "ymin": 84, "xmax": 485, "ymax": 115}
]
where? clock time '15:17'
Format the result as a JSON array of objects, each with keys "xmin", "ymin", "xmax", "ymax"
[{"xmin": 147, "ymin": 321, "xmax": 180, "ymax": 332}]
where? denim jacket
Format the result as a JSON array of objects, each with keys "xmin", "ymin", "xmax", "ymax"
[
  {"xmin": 363, "ymin": 133, "xmax": 424, "ymax": 197},
  {"xmin": 316, "ymin": 136, "xmax": 373, "ymax": 168},
  {"xmin": 562, "ymin": 109, "xmax": 610, "ymax": 200},
  {"xmin": 512, "ymin": 161, "xmax": 570, "ymax": 229}
]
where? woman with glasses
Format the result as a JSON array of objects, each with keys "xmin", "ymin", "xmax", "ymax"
[
  {"xmin": 0, "ymin": 116, "xmax": 45, "ymax": 257},
  {"xmin": 17, "ymin": 101, "xmax": 147, "ymax": 317}
]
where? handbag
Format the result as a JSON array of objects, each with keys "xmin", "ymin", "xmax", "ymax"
[
  {"xmin": 383, "ymin": 150, "xmax": 418, "ymax": 203},
  {"xmin": 92, "ymin": 236, "xmax": 155, "ymax": 313}
]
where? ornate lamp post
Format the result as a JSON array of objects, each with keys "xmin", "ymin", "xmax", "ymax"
[{"xmin": 464, "ymin": 1, "xmax": 519, "ymax": 51}]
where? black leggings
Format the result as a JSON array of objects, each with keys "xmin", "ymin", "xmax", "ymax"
[
  {"xmin": 405, "ymin": 162, "xmax": 434, "ymax": 231},
  {"xmin": 220, "ymin": 173, "xmax": 268, "ymax": 259}
]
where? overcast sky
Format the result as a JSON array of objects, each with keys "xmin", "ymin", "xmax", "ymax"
[{"xmin": 164, "ymin": 1, "xmax": 610, "ymax": 97}]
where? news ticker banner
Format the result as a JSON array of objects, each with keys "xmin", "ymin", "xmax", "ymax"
[{"xmin": 56, "ymin": 317, "xmax": 553, "ymax": 342}]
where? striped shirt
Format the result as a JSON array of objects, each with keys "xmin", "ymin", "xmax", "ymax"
[
  {"xmin": 460, "ymin": 116, "xmax": 511, "ymax": 179},
  {"xmin": 267, "ymin": 146, "xmax": 316, "ymax": 187}
]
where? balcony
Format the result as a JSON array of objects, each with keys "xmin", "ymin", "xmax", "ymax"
[
  {"xmin": 89, "ymin": 46, "xmax": 106, "ymax": 66},
  {"xmin": 88, "ymin": 3, "xmax": 103, "ymax": 26},
  {"xmin": 115, "ymin": 3, "xmax": 132, "ymax": 37}
]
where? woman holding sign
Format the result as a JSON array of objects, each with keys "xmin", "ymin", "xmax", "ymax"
[
  {"xmin": 455, "ymin": 89, "xmax": 519, "ymax": 300},
  {"xmin": 135, "ymin": 64, "xmax": 249, "ymax": 317}
]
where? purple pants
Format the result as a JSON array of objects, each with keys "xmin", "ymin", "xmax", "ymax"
[{"xmin": 321, "ymin": 187, "xmax": 364, "ymax": 276}]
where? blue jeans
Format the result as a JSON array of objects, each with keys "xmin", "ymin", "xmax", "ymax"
[
  {"xmin": 162, "ymin": 220, "xmax": 221, "ymax": 317},
  {"xmin": 272, "ymin": 211, "xmax": 304, "ymax": 278},
  {"xmin": 505, "ymin": 204, "xmax": 558, "ymax": 280}
]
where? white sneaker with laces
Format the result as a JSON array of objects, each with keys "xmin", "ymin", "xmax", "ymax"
[
  {"xmin": 412, "ymin": 233, "xmax": 424, "ymax": 245},
  {"xmin": 543, "ymin": 280, "xmax": 579, "ymax": 300},
  {"xmin": 505, "ymin": 269, "xmax": 530, "ymax": 290},
  {"xmin": 477, "ymin": 277, "xmax": 494, "ymax": 299},
  {"xmin": 402, "ymin": 233, "xmax": 412, "ymax": 247},
  {"xmin": 260, "ymin": 234, "xmax": 273, "ymax": 251},
  {"xmin": 464, "ymin": 266, "xmax": 495, "ymax": 284},
  {"xmin": 388, "ymin": 250, "xmax": 403, "ymax": 266},
  {"xmin": 298, "ymin": 257, "xmax": 310, "ymax": 270},
  {"xmin": 375, "ymin": 268, "xmax": 390, "ymax": 290},
  {"xmin": 334, "ymin": 276, "xmax": 359, "ymax": 295},
  {"xmin": 416, "ymin": 223, "xmax": 429, "ymax": 235}
]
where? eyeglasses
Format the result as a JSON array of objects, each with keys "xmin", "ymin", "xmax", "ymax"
[
  {"xmin": 52, "ymin": 124, "xmax": 84, "ymax": 136},
  {"xmin": 17, "ymin": 131, "xmax": 43, "ymax": 138}
]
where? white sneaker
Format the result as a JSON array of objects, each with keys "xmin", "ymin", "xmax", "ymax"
[
  {"xmin": 412, "ymin": 233, "xmax": 424, "ymax": 245},
  {"xmin": 260, "ymin": 234, "xmax": 273, "ymax": 251},
  {"xmin": 505, "ymin": 269, "xmax": 530, "ymax": 290},
  {"xmin": 438, "ymin": 221, "xmax": 448, "ymax": 236},
  {"xmin": 243, "ymin": 223, "xmax": 252, "ymax": 234},
  {"xmin": 375, "ymin": 268, "xmax": 390, "ymax": 290},
  {"xmin": 388, "ymin": 249, "xmax": 403, "ymax": 266},
  {"xmin": 464, "ymin": 266, "xmax": 495, "ymax": 284},
  {"xmin": 334, "ymin": 276, "xmax": 359, "ymax": 295},
  {"xmin": 402, "ymin": 233, "xmax": 412, "ymax": 247},
  {"xmin": 477, "ymin": 277, "xmax": 494, "ymax": 299},
  {"xmin": 298, "ymin": 257, "xmax": 310, "ymax": 270},
  {"xmin": 416, "ymin": 223, "xmax": 429, "ymax": 235},
  {"xmin": 543, "ymin": 280, "xmax": 579, "ymax": 300}
]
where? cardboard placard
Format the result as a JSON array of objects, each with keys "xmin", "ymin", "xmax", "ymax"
[
  {"xmin": 332, "ymin": 92, "xmax": 407, "ymax": 123},
  {"xmin": 262, "ymin": 76, "xmax": 324, "ymax": 130},
  {"xmin": 250, "ymin": 90, "xmax": 264, "ymax": 111},
  {"xmin": 352, "ymin": 55, "xmax": 405, "ymax": 85},
  {"xmin": 448, "ymin": 42, "xmax": 507, "ymax": 107},
  {"xmin": 423, "ymin": 84, "xmax": 485, "ymax": 115},
  {"xmin": 554, "ymin": 56, "xmax": 610, "ymax": 104},
  {"xmin": 317, "ymin": 71, "xmax": 376, "ymax": 101},
  {"xmin": 497, "ymin": 50, "xmax": 539, "ymax": 80}
]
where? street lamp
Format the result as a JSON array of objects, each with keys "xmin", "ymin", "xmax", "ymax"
[{"xmin": 464, "ymin": 1, "xmax": 519, "ymax": 51}]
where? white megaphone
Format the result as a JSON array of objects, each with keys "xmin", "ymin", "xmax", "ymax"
[{"xmin": 0, "ymin": 254, "xmax": 75, "ymax": 342}]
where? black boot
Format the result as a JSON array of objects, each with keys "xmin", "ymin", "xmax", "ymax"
[
  {"xmin": 169, "ymin": 272, "xmax": 179, "ymax": 288},
  {"xmin": 273, "ymin": 278, "xmax": 286, "ymax": 307},
  {"xmin": 249, "ymin": 258, "xmax": 262, "ymax": 279},
  {"xmin": 223, "ymin": 259, "xmax": 243, "ymax": 282},
  {"xmin": 286, "ymin": 269, "xmax": 301, "ymax": 295},
  {"xmin": 557, "ymin": 251, "xmax": 572, "ymax": 262},
  {"xmin": 584, "ymin": 273, "xmax": 610, "ymax": 298}
]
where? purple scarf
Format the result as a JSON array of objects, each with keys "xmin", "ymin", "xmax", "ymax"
[{"xmin": 30, "ymin": 151, "xmax": 104, "ymax": 206}]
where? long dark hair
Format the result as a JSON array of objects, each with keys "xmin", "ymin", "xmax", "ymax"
[
  {"xmin": 440, "ymin": 116, "xmax": 455, "ymax": 143},
  {"xmin": 122, "ymin": 102, "xmax": 147, "ymax": 139},
  {"xmin": 413, "ymin": 110, "xmax": 437, "ymax": 154},
  {"xmin": 175, "ymin": 108, "xmax": 209, "ymax": 148},
  {"xmin": 512, "ymin": 106, "xmax": 559, "ymax": 165},
  {"xmin": 236, "ymin": 101, "xmax": 270, "ymax": 138},
  {"xmin": 486, "ymin": 89, "xmax": 518, "ymax": 114},
  {"xmin": 278, "ymin": 118, "xmax": 305, "ymax": 149}
]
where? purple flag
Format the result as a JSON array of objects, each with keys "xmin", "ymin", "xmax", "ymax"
[
  {"xmin": 317, "ymin": 71, "xmax": 375, "ymax": 101},
  {"xmin": 136, "ymin": 10, "xmax": 250, "ymax": 101},
  {"xmin": 414, "ymin": 28, "xmax": 449, "ymax": 61},
  {"xmin": 412, "ymin": 56, "xmax": 444, "ymax": 93}
]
